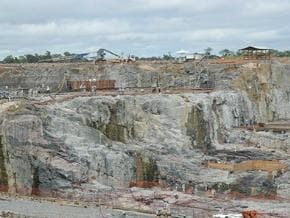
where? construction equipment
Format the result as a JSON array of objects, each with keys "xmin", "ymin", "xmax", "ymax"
[
  {"xmin": 0, "ymin": 90, "xmax": 10, "ymax": 100},
  {"xmin": 96, "ymin": 49, "xmax": 121, "ymax": 62},
  {"xmin": 36, "ymin": 49, "xmax": 136, "ymax": 63},
  {"xmin": 95, "ymin": 48, "xmax": 136, "ymax": 63}
]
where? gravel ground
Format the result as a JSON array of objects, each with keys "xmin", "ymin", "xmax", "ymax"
[
  {"xmin": 0, "ymin": 198, "xmax": 155, "ymax": 218},
  {"xmin": 0, "ymin": 194, "xmax": 290, "ymax": 218}
]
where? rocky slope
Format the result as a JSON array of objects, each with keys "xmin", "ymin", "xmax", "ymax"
[
  {"xmin": 0, "ymin": 61, "xmax": 290, "ymax": 215},
  {"xmin": 0, "ymin": 62, "xmax": 215, "ymax": 92}
]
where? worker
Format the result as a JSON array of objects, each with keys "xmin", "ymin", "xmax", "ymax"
[
  {"xmin": 182, "ymin": 183, "xmax": 186, "ymax": 192},
  {"xmin": 245, "ymin": 119, "xmax": 249, "ymax": 127},
  {"xmin": 91, "ymin": 85, "xmax": 96, "ymax": 93},
  {"xmin": 80, "ymin": 83, "xmax": 86, "ymax": 92}
]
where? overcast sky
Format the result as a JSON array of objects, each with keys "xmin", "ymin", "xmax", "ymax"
[{"xmin": 0, "ymin": 0, "xmax": 289, "ymax": 58}]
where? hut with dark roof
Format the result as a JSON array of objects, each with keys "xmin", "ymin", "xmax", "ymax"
[{"xmin": 239, "ymin": 46, "xmax": 271, "ymax": 60}]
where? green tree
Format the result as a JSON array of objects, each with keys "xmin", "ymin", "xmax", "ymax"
[
  {"xmin": 25, "ymin": 54, "xmax": 38, "ymax": 63},
  {"xmin": 270, "ymin": 49, "xmax": 282, "ymax": 57},
  {"xmin": 204, "ymin": 47, "xmax": 212, "ymax": 56},
  {"xmin": 14, "ymin": 57, "xmax": 20, "ymax": 63},
  {"xmin": 18, "ymin": 56, "xmax": 27, "ymax": 63},
  {"xmin": 219, "ymin": 49, "xmax": 235, "ymax": 57},
  {"xmin": 284, "ymin": 51, "xmax": 290, "ymax": 57},
  {"xmin": 64, "ymin": 51, "xmax": 71, "ymax": 56},
  {"xmin": 163, "ymin": 52, "xmax": 174, "ymax": 60},
  {"xmin": 52, "ymin": 54, "xmax": 62, "ymax": 58},
  {"xmin": 236, "ymin": 50, "xmax": 243, "ymax": 56},
  {"xmin": 44, "ymin": 51, "xmax": 52, "ymax": 59},
  {"xmin": 3, "ymin": 55, "xmax": 16, "ymax": 63},
  {"xmin": 273, "ymin": 50, "xmax": 290, "ymax": 57},
  {"xmin": 34, "ymin": 53, "xmax": 41, "ymax": 61}
]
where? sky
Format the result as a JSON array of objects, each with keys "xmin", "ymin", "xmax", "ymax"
[{"xmin": 0, "ymin": 0, "xmax": 289, "ymax": 59}]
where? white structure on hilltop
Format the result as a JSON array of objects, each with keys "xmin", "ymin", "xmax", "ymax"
[{"xmin": 176, "ymin": 50, "xmax": 205, "ymax": 62}]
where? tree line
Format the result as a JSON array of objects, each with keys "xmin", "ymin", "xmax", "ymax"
[
  {"xmin": 2, "ymin": 48, "xmax": 290, "ymax": 64},
  {"xmin": 1, "ymin": 51, "xmax": 72, "ymax": 64}
]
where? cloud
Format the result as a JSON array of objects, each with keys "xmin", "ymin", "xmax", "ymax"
[
  {"xmin": 0, "ymin": 0, "xmax": 289, "ymax": 58},
  {"xmin": 16, "ymin": 20, "xmax": 131, "ymax": 36},
  {"xmin": 243, "ymin": 0, "xmax": 290, "ymax": 16}
]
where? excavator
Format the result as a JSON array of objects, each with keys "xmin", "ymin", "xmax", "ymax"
[{"xmin": 38, "ymin": 49, "xmax": 136, "ymax": 64}]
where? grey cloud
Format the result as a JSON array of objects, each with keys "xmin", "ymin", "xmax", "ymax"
[{"xmin": 0, "ymin": 0, "xmax": 289, "ymax": 58}]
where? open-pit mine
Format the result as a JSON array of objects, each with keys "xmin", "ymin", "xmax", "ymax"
[{"xmin": 0, "ymin": 58, "xmax": 290, "ymax": 217}]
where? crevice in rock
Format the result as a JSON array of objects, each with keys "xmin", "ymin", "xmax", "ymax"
[
  {"xmin": 131, "ymin": 153, "xmax": 159, "ymax": 188},
  {"xmin": 185, "ymin": 104, "xmax": 211, "ymax": 152},
  {"xmin": 31, "ymin": 167, "xmax": 40, "ymax": 196},
  {"xmin": 0, "ymin": 135, "xmax": 8, "ymax": 192},
  {"xmin": 104, "ymin": 102, "xmax": 134, "ymax": 143}
]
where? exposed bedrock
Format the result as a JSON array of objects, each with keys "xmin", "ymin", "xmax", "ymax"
[
  {"xmin": 0, "ymin": 62, "xmax": 290, "ymax": 200},
  {"xmin": 0, "ymin": 91, "xmax": 265, "ymax": 197},
  {"xmin": 232, "ymin": 62, "xmax": 290, "ymax": 122}
]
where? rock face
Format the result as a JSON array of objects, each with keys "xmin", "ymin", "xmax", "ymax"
[
  {"xmin": 0, "ymin": 62, "xmax": 215, "ymax": 93},
  {"xmin": 0, "ymin": 92, "xmax": 275, "ymax": 196},
  {"xmin": 232, "ymin": 62, "xmax": 290, "ymax": 122},
  {"xmin": 0, "ymin": 61, "xmax": 289, "ymax": 201}
]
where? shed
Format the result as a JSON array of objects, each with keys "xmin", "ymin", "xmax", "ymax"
[{"xmin": 239, "ymin": 46, "xmax": 271, "ymax": 60}]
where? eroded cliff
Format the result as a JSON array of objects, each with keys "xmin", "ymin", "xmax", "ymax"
[{"xmin": 0, "ymin": 61, "xmax": 290, "ymax": 216}]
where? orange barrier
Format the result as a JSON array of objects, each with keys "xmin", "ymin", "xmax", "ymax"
[
  {"xmin": 244, "ymin": 122, "xmax": 290, "ymax": 132},
  {"xmin": 242, "ymin": 210, "xmax": 257, "ymax": 218},
  {"xmin": 208, "ymin": 160, "xmax": 288, "ymax": 174},
  {"xmin": 208, "ymin": 162, "xmax": 234, "ymax": 171},
  {"xmin": 68, "ymin": 80, "xmax": 116, "ymax": 91}
]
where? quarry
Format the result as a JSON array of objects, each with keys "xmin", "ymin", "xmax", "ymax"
[{"xmin": 0, "ymin": 57, "xmax": 290, "ymax": 217}]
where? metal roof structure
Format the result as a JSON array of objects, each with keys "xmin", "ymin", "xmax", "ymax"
[
  {"xmin": 239, "ymin": 46, "xmax": 271, "ymax": 60},
  {"xmin": 240, "ymin": 46, "xmax": 270, "ymax": 51}
]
